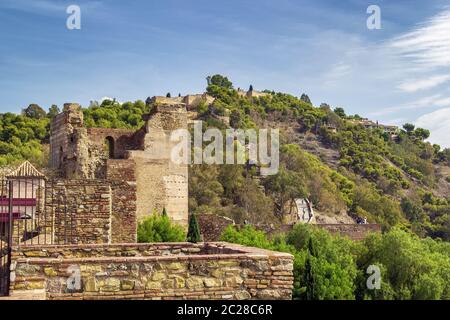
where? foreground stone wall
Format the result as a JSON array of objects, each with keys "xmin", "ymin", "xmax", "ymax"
[{"xmin": 9, "ymin": 243, "xmax": 293, "ymax": 300}]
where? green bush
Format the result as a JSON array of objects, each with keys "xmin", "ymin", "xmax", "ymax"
[{"xmin": 137, "ymin": 212, "xmax": 185, "ymax": 243}]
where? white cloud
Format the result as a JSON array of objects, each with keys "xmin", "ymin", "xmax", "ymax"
[
  {"xmin": 389, "ymin": 8, "xmax": 450, "ymax": 69},
  {"xmin": 415, "ymin": 108, "xmax": 450, "ymax": 148},
  {"xmin": 323, "ymin": 62, "xmax": 352, "ymax": 86},
  {"xmin": 369, "ymin": 94, "xmax": 450, "ymax": 117},
  {"xmin": 397, "ymin": 74, "xmax": 450, "ymax": 92}
]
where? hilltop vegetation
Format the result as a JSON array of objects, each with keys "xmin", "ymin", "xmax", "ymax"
[
  {"xmin": 192, "ymin": 75, "xmax": 450, "ymax": 241},
  {"xmin": 0, "ymin": 75, "xmax": 449, "ymax": 242}
]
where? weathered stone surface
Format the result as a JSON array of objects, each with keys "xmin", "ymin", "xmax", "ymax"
[
  {"xmin": 145, "ymin": 281, "xmax": 162, "ymax": 290},
  {"xmin": 43, "ymin": 267, "xmax": 58, "ymax": 277},
  {"xmin": 234, "ymin": 291, "xmax": 252, "ymax": 300},
  {"xmin": 121, "ymin": 280, "xmax": 135, "ymax": 291},
  {"xmin": 185, "ymin": 276, "xmax": 204, "ymax": 289},
  {"xmin": 15, "ymin": 264, "xmax": 41, "ymax": 276},
  {"xmin": 203, "ymin": 278, "xmax": 222, "ymax": 288},
  {"xmin": 84, "ymin": 277, "xmax": 98, "ymax": 292},
  {"xmin": 101, "ymin": 278, "xmax": 121, "ymax": 292},
  {"xmin": 151, "ymin": 271, "xmax": 166, "ymax": 281},
  {"xmin": 9, "ymin": 243, "xmax": 294, "ymax": 300}
]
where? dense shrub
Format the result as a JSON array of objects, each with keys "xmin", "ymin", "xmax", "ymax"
[{"xmin": 137, "ymin": 212, "xmax": 186, "ymax": 243}]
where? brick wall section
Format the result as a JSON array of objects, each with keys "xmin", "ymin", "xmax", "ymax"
[
  {"xmin": 110, "ymin": 180, "xmax": 137, "ymax": 243},
  {"xmin": 87, "ymin": 128, "xmax": 138, "ymax": 159},
  {"xmin": 106, "ymin": 159, "xmax": 136, "ymax": 181},
  {"xmin": 50, "ymin": 180, "xmax": 112, "ymax": 244},
  {"xmin": 8, "ymin": 243, "xmax": 294, "ymax": 300}
]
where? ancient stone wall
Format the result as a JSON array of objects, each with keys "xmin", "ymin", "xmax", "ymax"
[
  {"xmin": 110, "ymin": 180, "xmax": 137, "ymax": 243},
  {"xmin": 86, "ymin": 128, "xmax": 139, "ymax": 159},
  {"xmin": 316, "ymin": 224, "xmax": 381, "ymax": 241},
  {"xmin": 128, "ymin": 103, "xmax": 189, "ymax": 225},
  {"xmin": 8, "ymin": 243, "xmax": 294, "ymax": 300},
  {"xmin": 50, "ymin": 180, "xmax": 112, "ymax": 244},
  {"xmin": 47, "ymin": 179, "xmax": 137, "ymax": 244},
  {"xmin": 49, "ymin": 103, "xmax": 85, "ymax": 177},
  {"xmin": 49, "ymin": 102, "xmax": 189, "ymax": 227}
]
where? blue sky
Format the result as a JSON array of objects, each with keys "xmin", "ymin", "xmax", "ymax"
[{"xmin": 0, "ymin": 0, "xmax": 449, "ymax": 147}]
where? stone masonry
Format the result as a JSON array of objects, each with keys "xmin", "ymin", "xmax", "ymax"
[
  {"xmin": 8, "ymin": 243, "xmax": 294, "ymax": 300},
  {"xmin": 49, "ymin": 102, "xmax": 189, "ymax": 228}
]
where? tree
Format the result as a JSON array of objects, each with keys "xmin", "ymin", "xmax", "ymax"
[
  {"xmin": 304, "ymin": 238, "xmax": 317, "ymax": 300},
  {"xmin": 403, "ymin": 123, "xmax": 415, "ymax": 133},
  {"xmin": 300, "ymin": 94, "xmax": 312, "ymax": 105},
  {"xmin": 23, "ymin": 104, "xmax": 46, "ymax": 119},
  {"xmin": 48, "ymin": 105, "xmax": 60, "ymax": 119},
  {"xmin": 230, "ymin": 110, "xmax": 243, "ymax": 128},
  {"xmin": 209, "ymin": 74, "xmax": 233, "ymax": 89},
  {"xmin": 249, "ymin": 85, "xmax": 254, "ymax": 92},
  {"xmin": 187, "ymin": 213, "xmax": 201, "ymax": 243},
  {"xmin": 162, "ymin": 207, "xmax": 168, "ymax": 217},
  {"xmin": 166, "ymin": 92, "xmax": 171, "ymax": 98},
  {"xmin": 334, "ymin": 107, "xmax": 346, "ymax": 118},
  {"xmin": 414, "ymin": 128, "xmax": 430, "ymax": 140}
]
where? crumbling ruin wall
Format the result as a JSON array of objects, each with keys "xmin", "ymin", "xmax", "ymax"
[
  {"xmin": 86, "ymin": 128, "xmax": 138, "ymax": 159},
  {"xmin": 8, "ymin": 243, "xmax": 294, "ymax": 300},
  {"xmin": 49, "ymin": 180, "xmax": 112, "ymax": 244},
  {"xmin": 317, "ymin": 224, "xmax": 382, "ymax": 241},
  {"xmin": 50, "ymin": 104, "xmax": 102, "ymax": 179},
  {"xmin": 107, "ymin": 159, "xmax": 137, "ymax": 243},
  {"xmin": 128, "ymin": 104, "xmax": 189, "ymax": 225},
  {"xmin": 49, "ymin": 102, "xmax": 189, "ymax": 227}
]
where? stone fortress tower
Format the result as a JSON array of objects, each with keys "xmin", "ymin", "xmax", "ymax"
[{"xmin": 49, "ymin": 102, "xmax": 189, "ymax": 227}]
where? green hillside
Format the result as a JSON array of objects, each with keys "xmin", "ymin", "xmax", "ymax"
[{"xmin": 0, "ymin": 75, "xmax": 449, "ymax": 241}]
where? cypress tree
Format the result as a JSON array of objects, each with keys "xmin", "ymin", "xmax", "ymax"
[
  {"xmin": 304, "ymin": 238, "xmax": 317, "ymax": 300},
  {"xmin": 187, "ymin": 213, "xmax": 201, "ymax": 243},
  {"xmin": 162, "ymin": 207, "xmax": 168, "ymax": 217}
]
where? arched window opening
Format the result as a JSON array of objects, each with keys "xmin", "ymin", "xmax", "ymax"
[{"xmin": 105, "ymin": 136, "xmax": 115, "ymax": 159}]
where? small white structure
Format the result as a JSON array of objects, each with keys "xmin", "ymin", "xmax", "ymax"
[{"xmin": 295, "ymin": 198, "xmax": 314, "ymax": 224}]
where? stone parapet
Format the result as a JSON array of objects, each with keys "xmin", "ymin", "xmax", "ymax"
[{"xmin": 9, "ymin": 242, "xmax": 294, "ymax": 300}]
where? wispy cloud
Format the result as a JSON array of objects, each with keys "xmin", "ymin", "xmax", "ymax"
[
  {"xmin": 415, "ymin": 108, "xmax": 450, "ymax": 147},
  {"xmin": 389, "ymin": 8, "xmax": 450, "ymax": 70},
  {"xmin": 370, "ymin": 94, "xmax": 450, "ymax": 117},
  {"xmin": 397, "ymin": 74, "xmax": 450, "ymax": 92}
]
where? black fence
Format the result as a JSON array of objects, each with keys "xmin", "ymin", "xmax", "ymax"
[{"xmin": 0, "ymin": 178, "xmax": 69, "ymax": 296}]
